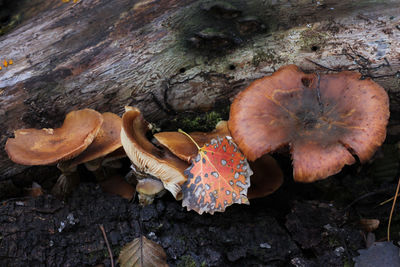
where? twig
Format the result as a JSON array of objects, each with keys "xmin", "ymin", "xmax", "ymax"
[
  {"xmin": 343, "ymin": 190, "xmax": 387, "ymax": 211},
  {"xmin": 379, "ymin": 193, "xmax": 400, "ymax": 206},
  {"xmin": 99, "ymin": 224, "xmax": 114, "ymax": 267},
  {"xmin": 387, "ymin": 176, "xmax": 400, "ymax": 241}
]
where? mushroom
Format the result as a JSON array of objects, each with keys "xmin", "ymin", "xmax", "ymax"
[
  {"xmin": 5, "ymin": 108, "xmax": 103, "ymax": 165},
  {"xmin": 5, "ymin": 109, "xmax": 103, "ymax": 196},
  {"xmin": 120, "ymin": 106, "xmax": 189, "ymax": 200},
  {"xmin": 99, "ymin": 174, "xmax": 136, "ymax": 201},
  {"xmin": 153, "ymin": 120, "xmax": 230, "ymax": 162},
  {"xmin": 25, "ymin": 182, "xmax": 44, "ymax": 198},
  {"xmin": 247, "ymin": 155, "xmax": 283, "ymax": 199},
  {"xmin": 67, "ymin": 112, "xmax": 124, "ymax": 178},
  {"xmin": 154, "ymin": 121, "xmax": 283, "ymax": 199},
  {"xmin": 53, "ymin": 111, "xmax": 127, "ymax": 197},
  {"xmin": 60, "ymin": 112, "xmax": 134, "ymax": 199},
  {"xmin": 136, "ymin": 178, "xmax": 165, "ymax": 205},
  {"xmin": 229, "ymin": 65, "xmax": 390, "ymax": 182},
  {"xmin": 101, "ymin": 147, "xmax": 127, "ymax": 169},
  {"xmin": 68, "ymin": 112, "xmax": 122, "ymax": 166}
]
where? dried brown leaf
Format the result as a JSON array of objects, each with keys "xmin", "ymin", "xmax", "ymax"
[{"xmin": 118, "ymin": 236, "xmax": 168, "ymax": 267}]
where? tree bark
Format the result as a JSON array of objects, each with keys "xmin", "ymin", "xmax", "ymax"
[{"xmin": 0, "ymin": 0, "xmax": 399, "ymax": 179}]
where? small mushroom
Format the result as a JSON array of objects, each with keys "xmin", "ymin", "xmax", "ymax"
[
  {"xmin": 120, "ymin": 106, "xmax": 189, "ymax": 199},
  {"xmin": 229, "ymin": 65, "xmax": 390, "ymax": 182},
  {"xmin": 99, "ymin": 174, "xmax": 136, "ymax": 201},
  {"xmin": 5, "ymin": 109, "xmax": 103, "ymax": 197},
  {"xmin": 153, "ymin": 120, "xmax": 230, "ymax": 162},
  {"xmin": 25, "ymin": 182, "xmax": 44, "ymax": 198},
  {"xmin": 247, "ymin": 154, "xmax": 283, "ymax": 199},
  {"xmin": 136, "ymin": 178, "xmax": 165, "ymax": 205}
]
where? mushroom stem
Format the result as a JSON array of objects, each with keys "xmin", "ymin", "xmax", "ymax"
[
  {"xmin": 85, "ymin": 158, "xmax": 107, "ymax": 182},
  {"xmin": 51, "ymin": 163, "xmax": 80, "ymax": 198},
  {"xmin": 178, "ymin": 129, "xmax": 201, "ymax": 151}
]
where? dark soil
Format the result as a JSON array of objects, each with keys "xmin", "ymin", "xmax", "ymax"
[{"xmin": 1, "ymin": 154, "xmax": 398, "ymax": 267}]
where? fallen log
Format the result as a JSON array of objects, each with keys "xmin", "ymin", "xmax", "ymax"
[{"xmin": 0, "ymin": 0, "xmax": 399, "ymax": 181}]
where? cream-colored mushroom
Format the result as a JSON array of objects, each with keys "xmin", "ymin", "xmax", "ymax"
[
  {"xmin": 120, "ymin": 106, "xmax": 189, "ymax": 199},
  {"xmin": 136, "ymin": 178, "xmax": 165, "ymax": 205}
]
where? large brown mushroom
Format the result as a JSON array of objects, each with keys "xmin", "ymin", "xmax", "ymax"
[
  {"xmin": 120, "ymin": 106, "xmax": 189, "ymax": 200},
  {"xmin": 5, "ymin": 109, "xmax": 103, "ymax": 165},
  {"xmin": 229, "ymin": 65, "xmax": 390, "ymax": 182},
  {"xmin": 5, "ymin": 109, "xmax": 103, "ymax": 196}
]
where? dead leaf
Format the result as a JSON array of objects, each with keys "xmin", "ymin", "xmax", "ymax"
[
  {"xmin": 182, "ymin": 135, "xmax": 252, "ymax": 215},
  {"xmin": 118, "ymin": 236, "xmax": 168, "ymax": 267}
]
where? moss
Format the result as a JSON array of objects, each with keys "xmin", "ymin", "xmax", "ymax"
[
  {"xmin": 179, "ymin": 111, "xmax": 223, "ymax": 132},
  {"xmin": 177, "ymin": 255, "xmax": 197, "ymax": 267},
  {"xmin": 162, "ymin": 104, "xmax": 230, "ymax": 132}
]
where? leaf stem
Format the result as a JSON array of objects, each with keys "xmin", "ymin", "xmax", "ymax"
[{"xmin": 178, "ymin": 129, "xmax": 201, "ymax": 151}]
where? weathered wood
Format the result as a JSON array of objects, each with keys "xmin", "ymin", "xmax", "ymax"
[{"xmin": 0, "ymin": 0, "xmax": 399, "ymax": 179}]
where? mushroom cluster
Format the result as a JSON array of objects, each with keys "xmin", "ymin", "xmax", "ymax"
[
  {"xmin": 5, "ymin": 109, "xmax": 135, "ymax": 199},
  {"xmin": 229, "ymin": 65, "xmax": 390, "ymax": 182},
  {"xmin": 4, "ymin": 64, "xmax": 389, "ymax": 213}
]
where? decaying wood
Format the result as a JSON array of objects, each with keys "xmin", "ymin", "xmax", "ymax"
[{"xmin": 0, "ymin": 0, "xmax": 399, "ymax": 179}]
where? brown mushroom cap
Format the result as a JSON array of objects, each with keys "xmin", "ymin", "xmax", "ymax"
[
  {"xmin": 68, "ymin": 112, "xmax": 122, "ymax": 166},
  {"xmin": 99, "ymin": 174, "xmax": 136, "ymax": 200},
  {"xmin": 120, "ymin": 106, "xmax": 189, "ymax": 199},
  {"xmin": 153, "ymin": 120, "xmax": 230, "ymax": 163},
  {"xmin": 5, "ymin": 109, "xmax": 103, "ymax": 165},
  {"xmin": 229, "ymin": 65, "xmax": 389, "ymax": 182},
  {"xmin": 247, "ymin": 155, "xmax": 283, "ymax": 199}
]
